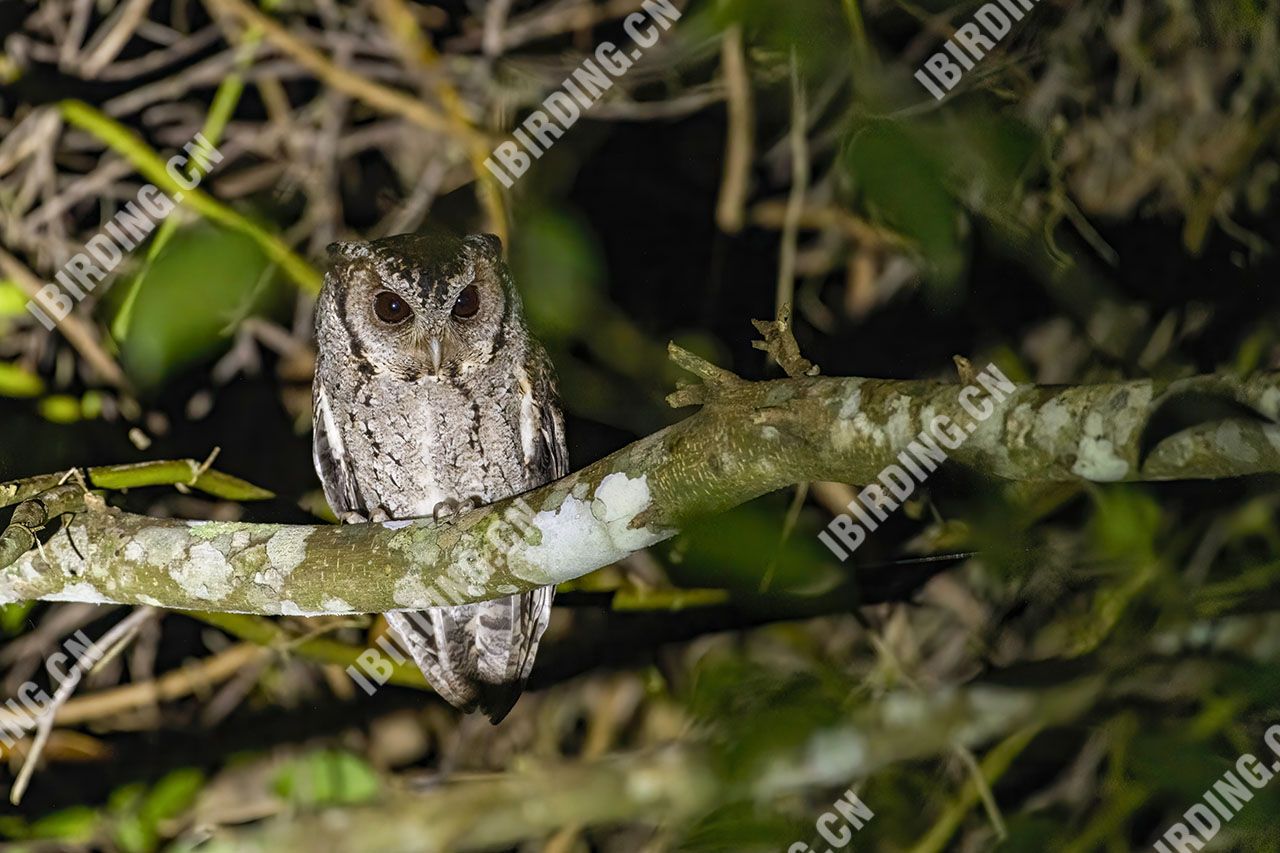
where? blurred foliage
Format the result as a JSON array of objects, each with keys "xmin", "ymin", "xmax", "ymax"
[
  {"xmin": 510, "ymin": 206, "xmax": 605, "ymax": 343},
  {"xmin": 667, "ymin": 500, "xmax": 842, "ymax": 595},
  {"xmin": 104, "ymin": 224, "xmax": 284, "ymax": 392},
  {"xmin": 0, "ymin": 362, "xmax": 44, "ymax": 399},
  {"xmin": 0, "ymin": 769, "xmax": 203, "ymax": 851},
  {"xmin": 844, "ymin": 109, "xmax": 1040, "ymax": 302},
  {"xmin": 272, "ymin": 750, "xmax": 380, "ymax": 807}
]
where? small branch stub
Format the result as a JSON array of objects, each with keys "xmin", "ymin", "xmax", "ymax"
[
  {"xmin": 0, "ymin": 485, "xmax": 88, "ymax": 571},
  {"xmin": 751, "ymin": 303, "xmax": 819, "ymax": 379},
  {"xmin": 666, "ymin": 342, "xmax": 745, "ymax": 408}
]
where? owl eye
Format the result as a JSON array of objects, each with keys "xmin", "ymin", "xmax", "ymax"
[
  {"xmin": 452, "ymin": 285, "xmax": 480, "ymax": 319},
  {"xmin": 373, "ymin": 291, "xmax": 412, "ymax": 324}
]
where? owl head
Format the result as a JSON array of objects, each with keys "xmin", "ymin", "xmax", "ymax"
[{"xmin": 320, "ymin": 232, "xmax": 523, "ymax": 381}]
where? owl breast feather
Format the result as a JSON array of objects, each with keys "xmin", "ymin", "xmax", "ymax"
[{"xmin": 342, "ymin": 372, "xmax": 534, "ymax": 520}]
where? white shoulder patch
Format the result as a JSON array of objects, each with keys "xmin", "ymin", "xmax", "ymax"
[
  {"xmin": 317, "ymin": 386, "xmax": 348, "ymax": 462},
  {"xmin": 516, "ymin": 366, "xmax": 539, "ymax": 467}
]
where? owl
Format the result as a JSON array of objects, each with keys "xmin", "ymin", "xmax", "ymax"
[{"xmin": 311, "ymin": 231, "xmax": 567, "ymax": 723}]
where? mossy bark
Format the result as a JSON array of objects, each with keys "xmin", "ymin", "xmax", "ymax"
[{"xmin": 3, "ymin": 368, "xmax": 1279, "ymax": 614}]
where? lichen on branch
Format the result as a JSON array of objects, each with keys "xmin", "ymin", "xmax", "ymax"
[{"xmin": 4, "ymin": 356, "xmax": 1280, "ymax": 614}]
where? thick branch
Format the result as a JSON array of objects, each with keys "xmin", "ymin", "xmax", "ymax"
[{"xmin": 4, "ymin": 370, "xmax": 1280, "ymax": 614}]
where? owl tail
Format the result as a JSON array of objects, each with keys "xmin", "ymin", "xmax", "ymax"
[{"xmin": 384, "ymin": 587, "xmax": 554, "ymax": 723}]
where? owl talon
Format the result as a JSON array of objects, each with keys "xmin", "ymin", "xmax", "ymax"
[
  {"xmin": 339, "ymin": 508, "xmax": 390, "ymax": 524},
  {"xmin": 432, "ymin": 500, "xmax": 457, "ymax": 522},
  {"xmin": 432, "ymin": 496, "xmax": 482, "ymax": 524}
]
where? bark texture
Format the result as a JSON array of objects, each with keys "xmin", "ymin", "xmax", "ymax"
[{"xmin": 3, "ymin": 357, "xmax": 1278, "ymax": 615}]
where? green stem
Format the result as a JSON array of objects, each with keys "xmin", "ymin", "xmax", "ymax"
[
  {"xmin": 111, "ymin": 23, "xmax": 266, "ymax": 340},
  {"xmin": 182, "ymin": 610, "xmax": 430, "ymax": 689},
  {"xmin": 57, "ymin": 100, "xmax": 321, "ymax": 294},
  {"xmin": 841, "ymin": 0, "xmax": 872, "ymax": 66},
  {"xmin": 908, "ymin": 726, "xmax": 1041, "ymax": 853},
  {"xmin": 0, "ymin": 459, "xmax": 273, "ymax": 509}
]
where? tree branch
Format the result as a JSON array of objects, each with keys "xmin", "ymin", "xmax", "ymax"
[
  {"xmin": 182, "ymin": 676, "xmax": 1102, "ymax": 852},
  {"xmin": 4, "ymin": 364, "xmax": 1280, "ymax": 614}
]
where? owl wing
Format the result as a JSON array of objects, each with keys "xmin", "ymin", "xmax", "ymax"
[
  {"xmin": 388, "ymin": 583, "xmax": 555, "ymax": 723},
  {"xmin": 524, "ymin": 349, "xmax": 570, "ymax": 482},
  {"xmin": 312, "ymin": 381, "xmax": 364, "ymax": 517},
  {"xmin": 385, "ymin": 351, "xmax": 568, "ymax": 724},
  {"xmin": 469, "ymin": 351, "xmax": 567, "ymax": 717}
]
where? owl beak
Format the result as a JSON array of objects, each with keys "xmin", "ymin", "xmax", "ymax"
[{"xmin": 428, "ymin": 338, "xmax": 443, "ymax": 375}]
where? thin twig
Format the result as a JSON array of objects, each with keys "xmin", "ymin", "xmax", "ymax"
[
  {"xmin": 205, "ymin": 0, "xmax": 485, "ymax": 145},
  {"xmin": 10, "ymin": 607, "xmax": 157, "ymax": 804},
  {"xmin": 0, "ymin": 247, "xmax": 132, "ymax": 391},
  {"xmin": 371, "ymin": 0, "xmax": 507, "ymax": 242},
  {"xmin": 776, "ymin": 50, "xmax": 809, "ymax": 316},
  {"xmin": 715, "ymin": 24, "xmax": 753, "ymax": 234},
  {"xmin": 79, "ymin": 0, "xmax": 155, "ymax": 78},
  {"xmin": 0, "ymin": 644, "xmax": 264, "ymax": 735}
]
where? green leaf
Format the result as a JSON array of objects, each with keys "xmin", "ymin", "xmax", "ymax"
[
  {"xmin": 0, "ymin": 601, "xmax": 34, "ymax": 634},
  {"xmin": 840, "ymin": 110, "xmax": 1039, "ymax": 303},
  {"xmin": 106, "ymin": 769, "xmax": 205, "ymax": 853},
  {"xmin": 943, "ymin": 109, "xmax": 1040, "ymax": 206},
  {"xmin": 140, "ymin": 768, "xmax": 205, "ymax": 825},
  {"xmin": 103, "ymin": 222, "xmax": 284, "ymax": 391},
  {"xmin": 686, "ymin": 659, "xmax": 852, "ymax": 781},
  {"xmin": 0, "ymin": 362, "xmax": 43, "ymax": 398},
  {"xmin": 112, "ymin": 816, "xmax": 153, "ymax": 853},
  {"xmin": 665, "ymin": 500, "xmax": 842, "ymax": 595},
  {"xmin": 0, "ymin": 280, "xmax": 28, "ymax": 317},
  {"xmin": 1000, "ymin": 814, "xmax": 1073, "ymax": 851},
  {"xmin": 844, "ymin": 120, "xmax": 966, "ymax": 299},
  {"xmin": 1130, "ymin": 731, "xmax": 1237, "ymax": 800},
  {"xmin": 106, "ymin": 781, "xmax": 146, "ymax": 814},
  {"xmin": 81, "ymin": 390, "xmax": 104, "ymax": 420},
  {"xmin": 191, "ymin": 469, "xmax": 275, "ymax": 501},
  {"xmin": 272, "ymin": 750, "xmax": 381, "ymax": 806},
  {"xmin": 715, "ymin": 0, "xmax": 848, "ymax": 77},
  {"xmin": 510, "ymin": 206, "xmax": 603, "ymax": 341},
  {"xmin": 1089, "ymin": 486, "xmax": 1162, "ymax": 563},
  {"xmin": 680, "ymin": 800, "xmax": 805, "ymax": 851},
  {"xmin": 38, "ymin": 394, "xmax": 83, "ymax": 424},
  {"xmin": 25, "ymin": 806, "xmax": 99, "ymax": 842}
]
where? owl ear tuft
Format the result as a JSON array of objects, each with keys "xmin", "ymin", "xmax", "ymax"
[
  {"xmin": 326, "ymin": 241, "xmax": 362, "ymax": 262},
  {"xmin": 466, "ymin": 233, "xmax": 504, "ymax": 259}
]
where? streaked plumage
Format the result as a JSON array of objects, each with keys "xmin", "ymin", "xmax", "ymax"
[{"xmin": 312, "ymin": 232, "xmax": 567, "ymax": 722}]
